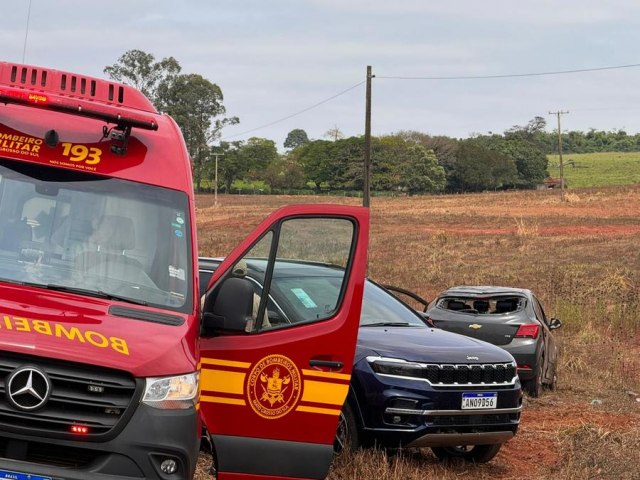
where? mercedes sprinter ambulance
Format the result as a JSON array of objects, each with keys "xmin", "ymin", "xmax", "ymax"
[{"xmin": 0, "ymin": 61, "xmax": 369, "ymax": 480}]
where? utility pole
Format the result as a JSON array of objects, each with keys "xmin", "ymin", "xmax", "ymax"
[
  {"xmin": 549, "ymin": 110, "xmax": 569, "ymax": 201},
  {"xmin": 212, "ymin": 153, "xmax": 224, "ymax": 207},
  {"xmin": 363, "ymin": 65, "xmax": 373, "ymax": 208}
]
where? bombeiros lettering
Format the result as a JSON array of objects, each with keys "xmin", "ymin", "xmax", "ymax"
[
  {"xmin": 0, "ymin": 132, "xmax": 42, "ymax": 154},
  {"xmin": 1, "ymin": 314, "xmax": 129, "ymax": 355}
]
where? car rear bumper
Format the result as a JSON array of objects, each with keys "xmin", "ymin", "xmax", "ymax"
[{"xmin": 501, "ymin": 341, "xmax": 539, "ymax": 381}]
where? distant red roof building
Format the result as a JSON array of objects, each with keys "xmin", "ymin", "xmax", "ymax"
[{"xmin": 542, "ymin": 177, "xmax": 567, "ymax": 189}]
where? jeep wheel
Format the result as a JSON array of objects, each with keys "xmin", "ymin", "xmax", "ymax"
[
  {"xmin": 334, "ymin": 403, "xmax": 359, "ymax": 454},
  {"xmin": 431, "ymin": 444, "xmax": 502, "ymax": 463}
]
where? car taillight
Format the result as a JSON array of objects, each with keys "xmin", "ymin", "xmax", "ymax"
[{"xmin": 515, "ymin": 323, "xmax": 540, "ymax": 339}]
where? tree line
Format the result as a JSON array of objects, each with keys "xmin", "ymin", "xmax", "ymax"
[{"xmin": 104, "ymin": 50, "xmax": 640, "ymax": 195}]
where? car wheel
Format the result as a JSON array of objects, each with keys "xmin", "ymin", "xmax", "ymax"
[
  {"xmin": 523, "ymin": 363, "xmax": 543, "ymax": 397},
  {"xmin": 334, "ymin": 402, "xmax": 359, "ymax": 454},
  {"xmin": 431, "ymin": 444, "xmax": 502, "ymax": 463},
  {"xmin": 545, "ymin": 371, "xmax": 558, "ymax": 391}
]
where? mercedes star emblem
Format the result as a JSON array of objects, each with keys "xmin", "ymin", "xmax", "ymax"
[{"xmin": 6, "ymin": 366, "xmax": 51, "ymax": 411}]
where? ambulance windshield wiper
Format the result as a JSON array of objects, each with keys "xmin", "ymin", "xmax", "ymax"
[{"xmin": 43, "ymin": 283, "xmax": 148, "ymax": 306}]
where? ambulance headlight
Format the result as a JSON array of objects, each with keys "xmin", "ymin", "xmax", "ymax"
[{"xmin": 142, "ymin": 373, "xmax": 199, "ymax": 409}]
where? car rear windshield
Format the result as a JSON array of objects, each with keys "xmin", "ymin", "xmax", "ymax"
[{"xmin": 437, "ymin": 296, "xmax": 525, "ymax": 314}]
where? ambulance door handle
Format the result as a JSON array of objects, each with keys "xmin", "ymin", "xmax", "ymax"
[{"xmin": 309, "ymin": 359, "xmax": 343, "ymax": 369}]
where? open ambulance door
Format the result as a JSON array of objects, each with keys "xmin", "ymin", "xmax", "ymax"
[{"xmin": 199, "ymin": 204, "xmax": 369, "ymax": 480}]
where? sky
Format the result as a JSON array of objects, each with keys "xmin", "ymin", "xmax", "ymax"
[{"xmin": 3, "ymin": 0, "xmax": 640, "ymax": 150}]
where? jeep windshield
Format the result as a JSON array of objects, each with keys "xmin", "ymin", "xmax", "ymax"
[
  {"xmin": 247, "ymin": 261, "xmax": 426, "ymax": 328},
  {"xmin": 0, "ymin": 159, "xmax": 192, "ymax": 312}
]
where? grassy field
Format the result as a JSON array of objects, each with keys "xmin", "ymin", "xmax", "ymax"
[
  {"xmin": 547, "ymin": 151, "xmax": 640, "ymax": 188},
  {"xmin": 194, "ymin": 186, "xmax": 640, "ymax": 479}
]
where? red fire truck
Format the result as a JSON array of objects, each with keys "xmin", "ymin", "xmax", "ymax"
[{"xmin": 0, "ymin": 61, "xmax": 369, "ymax": 480}]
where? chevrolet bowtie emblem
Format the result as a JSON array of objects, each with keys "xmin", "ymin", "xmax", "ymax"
[{"xmin": 469, "ymin": 324, "xmax": 482, "ymax": 329}]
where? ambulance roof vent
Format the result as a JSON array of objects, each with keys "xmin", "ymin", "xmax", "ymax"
[{"xmin": 1, "ymin": 62, "xmax": 157, "ymax": 114}]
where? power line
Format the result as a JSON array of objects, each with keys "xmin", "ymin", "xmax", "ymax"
[
  {"xmin": 219, "ymin": 62, "xmax": 640, "ymax": 141},
  {"xmin": 376, "ymin": 63, "xmax": 640, "ymax": 80},
  {"xmin": 221, "ymin": 80, "xmax": 365, "ymax": 140}
]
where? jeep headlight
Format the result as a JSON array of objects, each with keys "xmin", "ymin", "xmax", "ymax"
[
  {"xmin": 142, "ymin": 373, "xmax": 199, "ymax": 409},
  {"xmin": 367, "ymin": 357, "xmax": 424, "ymax": 379}
]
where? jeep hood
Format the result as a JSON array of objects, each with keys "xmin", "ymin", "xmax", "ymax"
[{"xmin": 356, "ymin": 326, "xmax": 514, "ymax": 364}]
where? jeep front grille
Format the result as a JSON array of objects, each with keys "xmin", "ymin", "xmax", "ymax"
[
  {"xmin": 368, "ymin": 356, "xmax": 517, "ymax": 386},
  {"xmin": 426, "ymin": 363, "xmax": 517, "ymax": 385}
]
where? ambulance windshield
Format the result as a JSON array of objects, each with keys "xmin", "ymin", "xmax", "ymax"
[{"xmin": 0, "ymin": 159, "xmax": 193, "ymax": 313}]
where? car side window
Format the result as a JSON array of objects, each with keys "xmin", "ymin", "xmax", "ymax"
[{"xmin": 532, "ymin": 296, "xmax": 549, "ymax": 326}]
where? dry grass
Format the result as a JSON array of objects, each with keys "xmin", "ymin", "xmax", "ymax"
[
  {"xmin": 555, "ymin": 424, "xmax": 640, "ymax": 479},
  {"xmin": 194, "ymin": 185, "xmax": 640, "ymax": 479}
]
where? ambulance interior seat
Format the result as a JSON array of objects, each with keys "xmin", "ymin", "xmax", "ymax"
[
  {"xmin": 0, "ymin": 217, "xmax": 32, "ymax": 251},
  {"xmin": 75, "ymin": 215, "xmax": 142, "ymax": 273}
]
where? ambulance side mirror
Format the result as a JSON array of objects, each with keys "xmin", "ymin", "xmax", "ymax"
[{"xmin": 202, "ymin": 277, "xmax": 253, "ymax": 335}]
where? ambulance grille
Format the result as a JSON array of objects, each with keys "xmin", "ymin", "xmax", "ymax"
[{"xmin": 0, "ymin": 352, "xmax": 140, "ymax": 439}]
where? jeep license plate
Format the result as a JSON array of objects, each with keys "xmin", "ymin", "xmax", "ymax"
[
  {"xmin": 0, "ymin": 469, "xmax": 52, "ymax": 480},
  {"xmin": 461, "ymin": 392, "xmax": 497, "ymax": 409}
]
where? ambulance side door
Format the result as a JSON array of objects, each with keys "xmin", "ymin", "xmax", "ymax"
[{"xmin": 199, "ymin": 204, "xmax": 369, "ymax": 480}]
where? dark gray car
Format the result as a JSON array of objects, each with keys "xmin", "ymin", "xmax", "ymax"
[{"xmin": 424, "ymin": 286, "xmax": 562, "ymax": 397}]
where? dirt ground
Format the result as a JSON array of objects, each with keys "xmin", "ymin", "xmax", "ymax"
[{"xmin": 194, "ymin": 186, "xmax": 640, "ymax": 479}]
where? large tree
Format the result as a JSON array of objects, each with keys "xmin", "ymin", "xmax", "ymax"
[
  {"xmin": 295, "ymin": 140, "xmax": 338, "ymax": 190},
  {"xmin": 238, "ymin": 137, "xmax": 279, "ymax": 180},
  {"xmin": 213, "ymin": 138, "xmax": 279, "ymax": 191},
  {"xmin": 372, "ymin": 136, "xmax": 445, "ymax": 193},
  {"xmin": 215, "ymin": 141, "xmax": 244, "ymax": 192},
  {"xmin": 105, "ymin": 50, "xmax": 238, "ymax": 191},
  {"xmin": 395, "ymin": 130, "xmax": 459, "ymax": 171},
  {"xmin": 264, "ymin": 156, "xmax": 306, "ymax": 190},
  {"xmin": 470, "ymin": 118, "xmax": 549, "ymax": 188},
  {"xmin": 103, "ymin": 49, "xmax": 180, "ymax": 103},
  {"xmin": 283, "ymin": 129, "xmax": 310, "ymax": 149},
  {"xmin": 156, "ymin": 73, "xmax": 238, "ymax": 190},
  {"xmin": 449, "ymin": 141, "xmax": 517, "ymax": 192}
]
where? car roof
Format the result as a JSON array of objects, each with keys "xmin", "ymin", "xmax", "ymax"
[{"xmin": 438, "ymin": 285, "xmax": 532, "ymax": 297}]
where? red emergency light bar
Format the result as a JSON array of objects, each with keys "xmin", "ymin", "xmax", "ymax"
[{"xmin": 0, "ymin": 62, "xmax": 159, "ymax": 131}]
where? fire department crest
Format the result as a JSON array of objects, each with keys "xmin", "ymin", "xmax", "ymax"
[{"xmin": 247, "ymin": 354, "xmax": 301, "ymax": 419}]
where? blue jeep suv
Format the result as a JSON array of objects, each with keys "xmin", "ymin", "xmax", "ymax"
[{"xmin": 199, "ymin": 258, "xmax": 522, "ymax": 463}]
